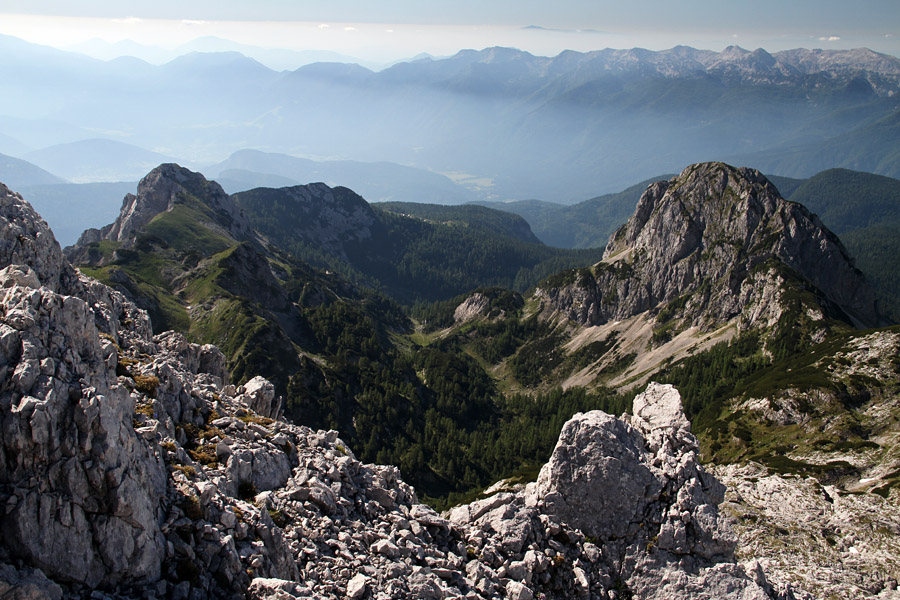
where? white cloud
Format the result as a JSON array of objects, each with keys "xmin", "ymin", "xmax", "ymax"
[
  {"xmin": 182, "ymin": 20, "xmax": 207, "ymax": 26},
  {"xmin": 114, "ymin": 17, "xmax": 143, "ymax": 25},
  {"xmin": 318, "ymin": 23, "xmax": 330, "ymax": 29},
  {"xmin": 344, "ymin": 26, "xmax": 357, "ymax": 32},
  {"xmin": 818, "ymin": 35, "xmax": 841, "ymax": 41}
]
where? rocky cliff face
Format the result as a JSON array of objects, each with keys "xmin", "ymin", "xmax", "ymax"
[
  {"xmin": 0, "ymin": 181, "xmax": 782, "ymax": 599},
  {"xmin": 536, "ymin": 162, "xmax": 881, "ymax": 334},
  {"xmin": 715, "ymin": 462, "xmax": 900, "ymax": 599},
  {"xmin": 0, "ymin": 183, "xmax": 165, "ymax": 590}
]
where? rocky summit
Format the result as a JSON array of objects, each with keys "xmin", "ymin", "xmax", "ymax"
[
  {"xmin": 536, "ymin": 162, "xmax": 880, "ymax": 332},
  {"xmin": 0, "ymin": 182, "xmax": 791, "ymax": 598},
  {"xmin": 72, "ymin": 164, "xmax": 252, "ymax": 249}
]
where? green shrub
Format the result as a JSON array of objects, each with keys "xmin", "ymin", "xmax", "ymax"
[
  {"xmin": 133, "ymin": 374, "xmax": 160, "ymax": 398},
  {"xmin": 181, "ymin": 494, "xmax": 203, "ymax": 520}
]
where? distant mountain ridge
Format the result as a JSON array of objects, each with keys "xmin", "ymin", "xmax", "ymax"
[
  {"xmin": 432, "ymin": 45, "xmax": 900, "ymax": 89},
  {"xmin": 3, "ymin": 35, "xmax": 899, "ymax": 201},
  {"xmin": 24, "ymin": 139, "xmax": 177, "ymax": 183},
  {"xmin": 207, "ymin": 149, "xmax": 476, "ymax": 204},
  {"xmin": 0, "ymin": 151, "xmax": 66, "ymax": 188}
]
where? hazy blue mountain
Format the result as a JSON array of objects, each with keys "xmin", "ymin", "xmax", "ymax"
[
  {"xmin": 18, "ymin": 181, "xmax": 136, "ymax": 246},
  {"xmin": 729, "ymin": 108, "xmax": 900, "ymax": 179},
  {"xmin": 3, "ymin": 35, "xmax": 900, "ymax": 201},
  {"xmin": 207, "ymin": 149, "xmax": 475, "ymax": 204},
  {"xmin": 0, "ymin": 115, "xmax": 95, "ymax": 150},
  {"xmin": 0, "ymin": 133, "xmax": 32, "ymax": 157},
  {"xmin": 174, "ymin": 37, "xmax": 379, "ymax": 71},
  {"xmin": 66, "ymin": 36, "xmax": 377, "ymax": 70},
  {"xmin": 214, "ymin": 168, "xmax": 302, "ymax": 193},
  {"xmin": 0, "ymin": 152, "xmax": 66, "ymax": 189},
  {"xmin": 65, "ymin": 37, "xmax": 173, "ymax": 64},
  {"xmin": 24, "ymin": 139, "xmax": 180, "ymax": 183}
]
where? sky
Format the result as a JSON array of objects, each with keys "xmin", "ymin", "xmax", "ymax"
[{"xmin": 0, "ymin": 0, "xmax": 898, "ymax": 64}]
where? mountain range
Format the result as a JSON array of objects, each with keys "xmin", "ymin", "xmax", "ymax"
[
  {"xmin": 2, "ymin": 35, "xmax": 899, "ymax": 202},
  {"xmin": 2, "ymin": 157, "xmax": 899, "ymax": 596},
  {"xmin": 3, "ymin": 19, "xmax": 900, "ymax": 597}
]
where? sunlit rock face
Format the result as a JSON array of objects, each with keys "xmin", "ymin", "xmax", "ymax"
[{"xmin": 537, "ymin": 162, "xmax": 880, "ymax": 332}]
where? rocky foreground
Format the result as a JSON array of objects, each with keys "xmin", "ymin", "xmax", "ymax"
[{"xmin": 0, "ymin": 179, "xmax": 808, "ymax": 599}]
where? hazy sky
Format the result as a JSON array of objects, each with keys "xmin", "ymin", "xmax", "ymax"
[{"xmin": 1, "ymin": 0, "xmax": 898, "ymax": 63}]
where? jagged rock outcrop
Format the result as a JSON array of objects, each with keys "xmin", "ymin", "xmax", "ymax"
[
  {"xmin": 1, "ymin": 181, "xmax": 780, "ymax": 598},
  {"xmin": 453, "ymin": 292, "xmax": 492, "ymax": 324},
  {"xmin": 69, "ymin": 164, "xmax": 252, "ymax": 253},
  {"xmin": 448, "ymin": 383, "xmax": 776, "ymax": 600},
  {"xmin": 0, "ymin": 183, "xmax": 80, "ymax": 296},
  {"xmin": 451, "ymin": 288, "xmax": 526, "ymax": 326},
  {"xmin": 536, "ymin": 162, "xmax": 881, "ymax": 332},
  {"xmin": 0, "ymin": 185, "xmax": 167, "ymax": 588}
]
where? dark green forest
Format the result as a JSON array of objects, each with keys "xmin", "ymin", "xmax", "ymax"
[
  {"xmin": 285, "ymin": 292, "xmax": 631, "ymax": 509},
  {"xmin": 233, "ymin": 185, "xmax": 604, "ymax": 304}
]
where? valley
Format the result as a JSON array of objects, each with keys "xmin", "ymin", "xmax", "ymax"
[{"xmin": 59, "ymin": 160, "xmax": 900, "ymax": 516}]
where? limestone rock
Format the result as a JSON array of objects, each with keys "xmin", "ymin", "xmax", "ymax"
[
  {"xmin": 0, "ymin": 260, "xmax": 166, "ymax": 588},
  {"xmin": 346, "ymin": 573, "xmax": 369, "ymax": 599},
  {"xmin": 79, "ymin": 164, "xmax": 251, "ymax": 246},
  {"xmin": 505, "ymin": 580, "xmax": 533, "ymax": 600},
  {"xmin": 716, "ymin": 462, "xmax": 900, "ymax": 600},
  {"xmin": 453, "ymin": 292, "xmax": 491, "ymax": 324},
  {"xmin": 450, "ymin": 382, "xmax": 765, "ymax": 600},
  {"xmin": 240, "ymin": 375, "xmax": 283, "ymax": 420},
  {"xmin": 532, "ymin": 409, "xmax": 657, "ymax": 540},
  {"xmin": 248, "ymin": 577, "xmax": 311, "ymax": 599},
  {"xmin": 0, "ymin": 183, "xmax": 77, "ymax": 295},
  {"xmin": 536, "ymin": 162, "xmax": 881, "ymax": 333}
]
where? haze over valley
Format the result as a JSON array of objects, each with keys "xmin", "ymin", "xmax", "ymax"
[{"xmin": 2, "ymin": 32, "xmax": 900, "ymax": 206}]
